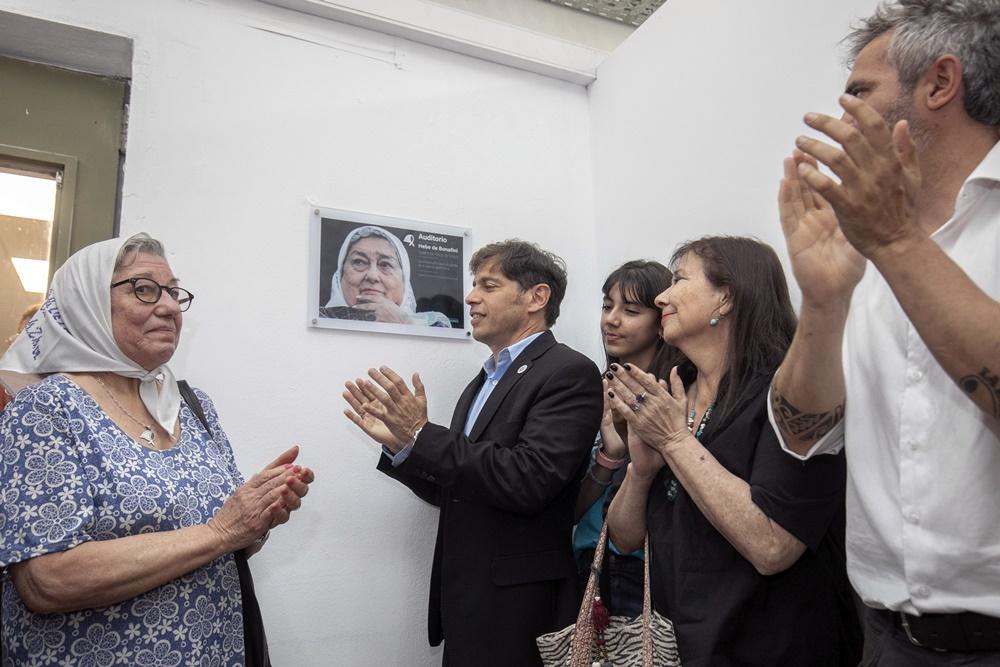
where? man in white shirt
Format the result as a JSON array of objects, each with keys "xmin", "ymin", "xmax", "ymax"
[{"xmin": 769, "ymin": 0, "xmax": 1000, "ymax": 663}]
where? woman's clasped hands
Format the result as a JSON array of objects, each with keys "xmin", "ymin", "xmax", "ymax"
[
  {"xmin": 604, "ymin": 364, "xmax": 694, "ymax": 475},
  {"xmin": 208, "ymin": 445, "xmax": 314, "ymax": 552}
]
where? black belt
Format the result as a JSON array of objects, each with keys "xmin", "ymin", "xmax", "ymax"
[{"xmin": 872, "ymin": 607, "xmax": 1000, "ymax": 652}]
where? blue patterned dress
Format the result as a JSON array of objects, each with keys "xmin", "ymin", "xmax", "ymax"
[{"xmin": 0, "ymin": 375, "xmax": 247, "ymax": 666}]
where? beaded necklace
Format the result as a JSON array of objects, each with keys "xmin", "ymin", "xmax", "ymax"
[
  {"xmin": 666, "ymin": 402, "xmax": 714, "ymax": 501},
  {"xmin": 687, "ymin": 403, "xmax": 714, "ymax": 439}
]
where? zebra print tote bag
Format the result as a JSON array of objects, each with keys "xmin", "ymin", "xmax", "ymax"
[{"xmin": 536, "ymin": 522, "xmax": 681, "ymax": 666}]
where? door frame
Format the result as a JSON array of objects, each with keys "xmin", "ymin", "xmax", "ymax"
[{"xmin": 0, "ymin": 144, "xmax": 79, "ymax": 279}]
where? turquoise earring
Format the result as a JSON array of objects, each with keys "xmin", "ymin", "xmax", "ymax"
[{"xmin": 709, "ymin": 317, "xmax": 719, "ymax": 327}]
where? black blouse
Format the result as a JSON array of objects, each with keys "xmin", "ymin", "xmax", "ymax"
[{"xmin": 647, "ymin": 379, "xmax": 857, "ymax": 666}]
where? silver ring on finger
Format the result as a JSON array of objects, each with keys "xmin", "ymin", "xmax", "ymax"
[{"xmin": 630, "ymin": 401, "xmax": 641, "ymax": 412}]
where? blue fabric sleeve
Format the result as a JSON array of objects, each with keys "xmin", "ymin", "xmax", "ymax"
[{"xmin": 0, "ymin": 382, "xmax": 95, "ymax": 566}]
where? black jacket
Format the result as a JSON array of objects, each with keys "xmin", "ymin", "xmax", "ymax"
[{"xmin": 378, "ymin": 331, "xmax": 603, "ymax": 666}]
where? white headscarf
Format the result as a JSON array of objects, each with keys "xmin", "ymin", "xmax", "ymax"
[
  {"xmin": 325, "ymin": 225, "xmax": 418, "ymax": 312},
  {"xmin": 0, "ymin": 236, "xmax": 181, "ymax": 434}
]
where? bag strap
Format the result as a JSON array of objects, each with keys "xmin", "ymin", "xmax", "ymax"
[
  {"xmin": 177, "ymin": 380, "xmax": 213, "ymax": 437},
  {"xmin": 234, "ymin": 549, "xmax": 271, "ymax": 667},
  {"xmin": 569, "ymin": 522, "xmax": 655, "ymax": 667},
  {"xmin": 641, "ymin": 534, "xmax": 653, "ymax": 666},
  {"xmin": 0, "ymin": 573, "xmax": 5, "ymax": 663},
  {"xmin": 568, "ymin": 521, "xmax": 610, "ymax": 664},
  {"xmin": 175, "ymin": 380, "xmax": 269, "ymax": 667}
]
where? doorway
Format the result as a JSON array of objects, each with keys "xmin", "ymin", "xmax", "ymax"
[
  {"xmin": 0, "ymin": 34, "xmax": 130, "ymax": 348},
  {"xmin": 0, "ymin": 163, "xmax": 58, "ymax": 352}
]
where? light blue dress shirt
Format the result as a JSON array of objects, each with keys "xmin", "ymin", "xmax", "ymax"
[
  {"xmin": 461, "ymin": 331, "xmax": 543, "ymax": 435},
  {"xmin": 389, "ymin": 331, "xmax": 544, "ymax": 466}
]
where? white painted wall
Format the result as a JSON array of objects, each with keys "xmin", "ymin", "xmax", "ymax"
[
  {"xmin": 0, "ymin": 1, "xmax": 598, "ymax": 664},
  {"xmin": 589, "ymin": 0, "xmax": 879, "ymax": 297}
]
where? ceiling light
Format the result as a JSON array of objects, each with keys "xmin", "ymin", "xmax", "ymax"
[{"xmin": 11, "ymin": 257, "xmax": 49, "ymax": 294}]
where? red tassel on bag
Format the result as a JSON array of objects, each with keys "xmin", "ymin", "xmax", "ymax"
[{"xmin": 592, "ymin": 596, "xmax": 610, "ymax": 635}]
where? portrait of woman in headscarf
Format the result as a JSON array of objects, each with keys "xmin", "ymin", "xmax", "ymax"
[{"xmin": 321, "ymin": 225, "xmax": 452, "ymax": 327}]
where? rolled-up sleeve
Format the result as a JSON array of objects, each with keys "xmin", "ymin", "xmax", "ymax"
[
  {"xmin": 753, "ymin": 403, "xmax": 846, "ymax": 551},
  {"xmin": 766, "ymin": 384, "xmax": 845, "ymax": 461}
]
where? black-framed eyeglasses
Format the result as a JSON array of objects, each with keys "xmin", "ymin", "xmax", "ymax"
[{"xmin": 110, "ymin": 277, "xmax": 195, "ymax": 311}]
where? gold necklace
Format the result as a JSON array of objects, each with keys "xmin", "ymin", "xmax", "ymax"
[{"xmin": 93, "ymin": 374, "xmax": 157, "ymax": 446}]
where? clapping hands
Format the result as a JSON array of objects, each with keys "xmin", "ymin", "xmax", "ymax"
[
  {"xmin": 343, "ymin": 366, "xmax": 428, "ymax": 454},
  {"xmin": 604, "ymin": 364, "xmax": 693, "ymax": 464},
  {"xmin": 209, "ymin": 445, "xmax": 314, "ymax": 552}
]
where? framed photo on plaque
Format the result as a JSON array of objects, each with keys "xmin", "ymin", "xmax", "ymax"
[{"xmin": 308, "ymin": 207, "xmax": 471, "ymax": 340}]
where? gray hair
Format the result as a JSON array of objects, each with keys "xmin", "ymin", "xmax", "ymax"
[
  {"xmin": 114, "ymin": 232, "xmax": 166, "ymax": 272},
  {"xmin": 844, "ymin": 0, "xmax": 1000, "ymax": 127}
]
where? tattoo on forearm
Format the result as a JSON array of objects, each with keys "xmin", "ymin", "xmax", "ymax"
[
  {"xmin": 770, "ymin": 391, "xmax": 845, "ymax": 444},
  {"xmin": 959, "ymin": 367, "xmax": 1000, "ymax": 417}
]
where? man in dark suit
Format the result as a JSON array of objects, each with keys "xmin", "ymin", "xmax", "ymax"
[{"xmin": 343, "ymin": 240, "xmax": 603, "ymax": 666}]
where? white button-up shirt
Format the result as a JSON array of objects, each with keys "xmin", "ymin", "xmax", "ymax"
[{"xmin": 771, "ymin": 141, "xmax": 1000, "ymax": 617}]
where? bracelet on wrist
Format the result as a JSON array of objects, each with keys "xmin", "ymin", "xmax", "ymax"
[
  {"xmin": 586, "ymin": 465, "xmax": 614, "ymax": 487},
  {"xmin": 594, "ymin": 446, "xmax": 626, "ymax": 470}
]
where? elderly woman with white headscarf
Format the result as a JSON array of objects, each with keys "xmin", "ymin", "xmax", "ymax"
[
  {"xmin": 323, "ymin": 225, "xmax": 451, "ymax": 327},
  {"xmin": 0, "ymin": 233, "xmax": 313, "ymax": 666}
]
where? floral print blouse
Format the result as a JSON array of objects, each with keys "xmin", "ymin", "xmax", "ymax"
[{"xmin": 1, "ymin": 375, "xmax": 246, "ymax": 666}]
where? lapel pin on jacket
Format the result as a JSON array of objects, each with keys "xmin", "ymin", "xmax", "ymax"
[{"xmin": 517, "ymin": 364, "xmax": 528, "ymax": 374}]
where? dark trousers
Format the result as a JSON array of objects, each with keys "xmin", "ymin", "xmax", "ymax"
[
  {"xmin": 863, "ymin": 608, "xmax": 1000, "ymax": 666},
  {"xmin": 575, "ymin": 548, "xmax": 644, "ymax": 619}
]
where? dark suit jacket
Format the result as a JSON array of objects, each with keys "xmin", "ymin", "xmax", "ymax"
[{"xmin": 377, "ymin": 330, "xmax": 602, "ymax": 666}]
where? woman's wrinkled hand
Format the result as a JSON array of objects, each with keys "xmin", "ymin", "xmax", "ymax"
[
  {"xmin": 208, "ymin": 446, "xmax": 313, "ymax": 552},
  {"xmin": 605, "ymin": 364, "xmax": 692, "ymax": 454}
]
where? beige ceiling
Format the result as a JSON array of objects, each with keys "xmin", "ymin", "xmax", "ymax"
[
  {"xmin": 259, "ymin": 0, "xmax": 666, "ymax": 83},
  {"xmin": 424, "ymin": 0, "xmax": 645, "ymax": 52},
  {"xmin": 544, "ymin": 0, "xmax": 667, "ymax": 27}
]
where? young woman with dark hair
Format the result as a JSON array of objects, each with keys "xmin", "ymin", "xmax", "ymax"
[
  {"xmin": 606, "ymin": 237, "xmax": 859, "ymax": 666},
  {"xmin": 573, "ymin": 260, "xmax": 679, "ymax": 618}
]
